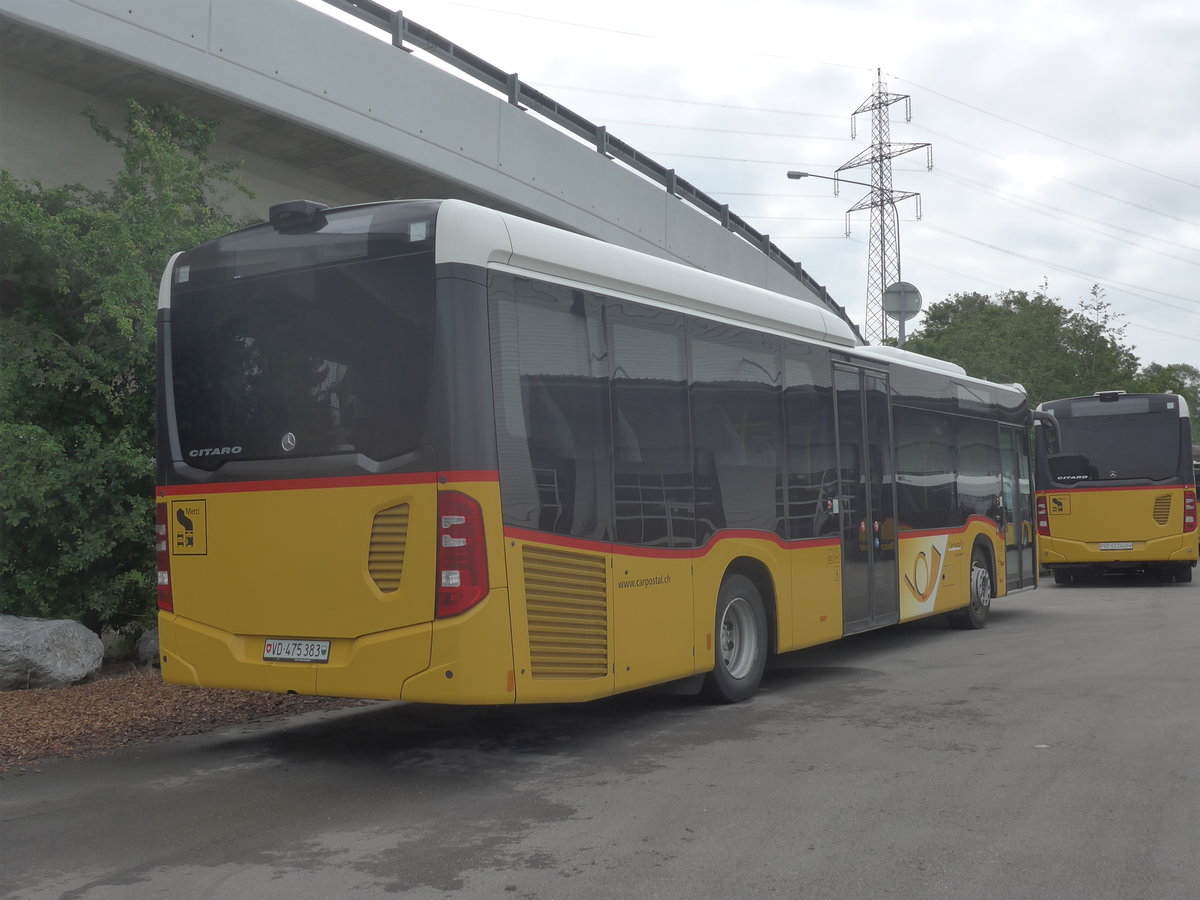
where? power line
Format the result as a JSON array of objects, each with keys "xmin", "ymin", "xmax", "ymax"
[
  {"xmin": 602, "ymin": 118, "xmax": 839, "ymax": 141},
  {"xmin": 381, "ymin": 3, "xmax": 1198, "ymax": 358},
  {"xmin": 914, "ymin": 127, "xmax": 1200, "ymax": 228},
  {"xmin": 416, "ymin": 4, "xmax": 1198, "ymax": 202},
  {"xmin": 410, "ymin": 0, "xmax": 662, "ymax": 39},
  {"xmin": 892, "ymin": 75, "xmax": 1200, "ymax": 192},
  {"xmin": 920, "ymin": 223, "xmax": 1199, "ymax": 312},
  {"xmin": 833, "ymin": 70, "xmax": 932, "ymax": 343},
  {"xmin": 571, "ymin": 100, "xmax": 1198, "ymax": 232},
  {"xmin": 927, "ymin": 170, "xmax": 1200, "ymax": 267},
  {"xmin": 419, "ymin": 1, "xmax": 871, "ymax": 74},
  {"xmin": 651, "ymin": 143, "xmax": 1196, "ymax": 266},
  {"xmin": 541, "ymin": 85, "xmax": 845, "ymax": 120}
]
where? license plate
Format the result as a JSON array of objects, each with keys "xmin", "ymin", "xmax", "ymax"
[
  {"xmin": 1099, "ymin": 542, "xmax": 1133, "ymax": 551},
  {"xmin": 263, "ymin": 638, "xmax": 330, "ymax": 663}
]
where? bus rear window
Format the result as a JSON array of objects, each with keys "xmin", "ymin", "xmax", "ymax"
[
  {"xmin": 1049, "ymin": 411, "xmax": 1181, "ymax": 482},
  {"xmin": 169, "ymin": 253, "xmax": 434, "ymax": 470}
]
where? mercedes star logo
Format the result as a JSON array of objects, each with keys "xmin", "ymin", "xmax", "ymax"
[{"xmin": 281, "ymin": 432, "xmax": 297, "ymax": 452}]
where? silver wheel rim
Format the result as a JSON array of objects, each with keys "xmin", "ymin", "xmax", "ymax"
[
  {"xmin": 971, "ymin": 561, "xmax": 992, "ymax": 611},
  {"xmin": 719, "ymin": 596, "xmax": 759, "ymax": 680}
]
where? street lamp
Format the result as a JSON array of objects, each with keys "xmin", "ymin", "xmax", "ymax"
[
  {"xmin": 786, "ymin": 170, "xmax": 877, "ymax": 195},
  {"xmin": 786, "ymin": 170, "xmax": 923, "ymax": 348}
]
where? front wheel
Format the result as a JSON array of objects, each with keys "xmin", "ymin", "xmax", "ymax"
[
  {"xmin": 949, "ymin": 547, "xmax": 992, "ymax": 630},
  {"xmin": 701, "ymin": 574, "xmax": 768, "ymax": 703}
]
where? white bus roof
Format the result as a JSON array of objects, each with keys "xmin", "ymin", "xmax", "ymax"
[
  {"xmin": 1038, "ymin": 392, "xmax": 1191, "ymax": 418},
  {"xmin": 435, "ymin": 199, "xmax": 860, "ymax": 349}
]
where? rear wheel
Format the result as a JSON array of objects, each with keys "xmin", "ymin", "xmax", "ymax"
[
  {"xmin": 949, "ymin": 547, "xmax": 992, "ymax": 630},
  {"xmin": 702, "ymin": 574, "xmax": 767, "ymax": 703},
  {"xmin": 1177, "ymin": 566, "xmax": 1194, "ymax": 584},
  {"xmin": 1052, "ymin": 569, "xmax": 1071, "ymax": 586}
]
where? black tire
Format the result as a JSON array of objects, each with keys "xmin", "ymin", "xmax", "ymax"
[
  {"xmin": 949, "ymin": 547, "xmax": 992, "ymax": 630},
  {"xmin": 1177, "ymin": 566, "xmax": 1194, "ymax": 584},
  {"xmin": 1052, "ymin": 569, "xmax": 1071, "ymax": 586},
  {"xmin": 701, "ymin": 574, "xmax": 768, "ymax": 703}
]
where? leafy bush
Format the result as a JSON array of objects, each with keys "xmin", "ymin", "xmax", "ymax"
[{"xmin": 0, "ymin": 100, "xmax": 250, "ymax": 632}]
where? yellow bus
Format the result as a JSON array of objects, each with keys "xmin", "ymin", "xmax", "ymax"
[
  {"xmin": 1035, "ymin": 391, "xmax": 1198, "ymax": 584},
  {"xmin": 155, "ymin": 199, "xmax": 1037, "ymax": 704}
]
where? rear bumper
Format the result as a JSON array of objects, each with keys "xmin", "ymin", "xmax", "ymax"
[
  {"xmin": 1039, "ymin": 534, "xmax": 1197, "ymax": 569},
  {"xmin": 160, "ymin": 612, "xmax": 433, "ymax": 700},
  {"xmin": 159, "ymin": 587, "xmax": 517, "ymax": 703}
]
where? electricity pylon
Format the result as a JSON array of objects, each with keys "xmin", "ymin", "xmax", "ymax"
[{"xmin": 837, "ymin": 68, "xmax": 932, "ymax": 343}]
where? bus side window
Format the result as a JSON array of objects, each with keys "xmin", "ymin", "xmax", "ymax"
[
  {"xmin": 689, "ymin": 325, "xmax": 783, "ymax": 542},
  {"xmin": 783, "ymin": 345, "xmax": 835, "ymax": 540},
  {"xmin": 525, "ymin": 379, "xmax": 576, "ymax": 534},
  {"xmin": 613, "ymin": 409, "xmax": 641, "ymax": 464},
  {"xmin": 894, "ymin": 407, "xmax": 956, "ymax": 531},
  {"xmin": 610, "ymin": 306, "xmax": 693, "ymax": 548},
  {"xmin": 489, "ymin": 275, "xmax": 612, "ymax": 541},
  {"xmin": 957, "ymin": 419, "xmax": 1002, "ymax": 524}
]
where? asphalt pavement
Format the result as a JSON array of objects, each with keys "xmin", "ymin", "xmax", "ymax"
[{"xmin": 2, "ymin": 572, "xmax": 1197, "ymax": 899}]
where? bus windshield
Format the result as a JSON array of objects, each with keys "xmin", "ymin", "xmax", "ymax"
[{"xmin": 169, "ymin": 247, "xmax": 435, "ymax": 470}]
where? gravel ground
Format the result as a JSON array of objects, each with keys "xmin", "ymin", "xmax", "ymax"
[{"xmin": 0, "ymin": 662, "xmax": 362, "ymax": 774}]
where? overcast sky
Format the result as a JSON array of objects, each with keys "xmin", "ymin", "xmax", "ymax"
[{"xmin": 323, "ymin": 0, "xmax": 1200, "ymax": 370}]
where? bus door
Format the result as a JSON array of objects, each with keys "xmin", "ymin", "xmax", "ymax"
[
  {"xmin": 834, "ymin": 365, "xmax": 899, "ymax": 634},
  {"xmin": 999, "ymin": 426, "xmax": 1037, "ymax": 590}
]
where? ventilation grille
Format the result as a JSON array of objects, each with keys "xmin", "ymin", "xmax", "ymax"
[
  {"xmin": 1152, "ymin": 495, "xmax": 1171, "ymax": 526},
  {"xmin": 368, "ymin": 504, "xmax": 409, "ymax": 592},
  {"xmin": 522, "ymin": 545, "xmax": 608, "ymax": 679}
]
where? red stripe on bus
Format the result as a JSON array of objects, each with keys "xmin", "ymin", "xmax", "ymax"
[
  {"xmin": 440, "ymin": 471, "xmax": 502, "ymax": 483},
  {"xmin": 503, "ymin": 526, "xmax": 841, "ymax": 558},
  {"xmin": 1035, "ymin": 484, "xmax": 1188, "ymax": 495},
  {"xmin": 157, "ymin": 470, "xmax": 498, "ymax": 497},
  {"xmin": 899, "ymin": 516, "xmax": 1004, "ymax": 540}
]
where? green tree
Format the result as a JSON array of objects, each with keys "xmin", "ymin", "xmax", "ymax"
[
  {"xmin": 0, "ymin": 100, "xmax": 250, "ymax": 632},
  {"xmin": 1131, "ymin": 362, "xmax": 1200, "ymax": 443},
  {"xmin": 903, "ymin": 285, "xmax": 1140, "ymax": 407}
]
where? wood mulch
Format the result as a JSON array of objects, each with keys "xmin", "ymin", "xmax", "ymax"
[{"xmin": 0, "ymin": 661, "xmax": 361, "ymax": 774}]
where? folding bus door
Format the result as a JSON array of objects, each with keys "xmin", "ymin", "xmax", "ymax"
[{"xmin": 999, "ymin": 425, "xmax": 1037, "ymax": 590}]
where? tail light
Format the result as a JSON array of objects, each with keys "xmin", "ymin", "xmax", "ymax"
[
  {"xmin": 155, "ymin": 502, "xmax": 174, "ymax": 612},
  {"xmin": 436, "ymin": 491, "xmax": 489, "ymax": 618},
  {"xmin": 1184, "ymin": 489, "xmax": 1197, "ymax": 534},
  {"xmin": 1036, "ymin": 495, "xmax": 1050, "ymax": 537}
]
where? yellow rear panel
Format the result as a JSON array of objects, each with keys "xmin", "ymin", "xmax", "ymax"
[
  {"xmin": 160, "ymin": 475, "xmax": 440, "ymax": 699},
  {"xmin": 1039, "ymin": 486, "xmax": 1195, "ymax": 565}
]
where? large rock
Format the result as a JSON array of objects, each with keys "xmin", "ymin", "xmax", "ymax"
[
  {"xmin": 137, "ymin": 626, "xmax": 160, "ymax": 667},
  {"xmin": 0, "ymin": 614, "xmax": 104, "ymax": 689}
]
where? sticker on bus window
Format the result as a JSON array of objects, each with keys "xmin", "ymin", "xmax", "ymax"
[{"xmin": 170, "ymin": 499, "xmax": 207, "ymax": 555}]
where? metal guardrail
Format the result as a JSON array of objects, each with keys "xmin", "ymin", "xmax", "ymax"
[{"xmin": 320, "ymin": 0, "xmax": 860, "ymax": 338}]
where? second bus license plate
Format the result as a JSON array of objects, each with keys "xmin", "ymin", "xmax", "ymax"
[
  {"xmin": 1099, "ymin": 542, "xmax": 1134, "ymax": 551},
  {"xmin": 263, "ymin": 638, "xmax": 331, "ymax": 663}
]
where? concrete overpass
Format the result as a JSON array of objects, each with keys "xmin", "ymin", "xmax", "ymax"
[{"xmin": 0, "ymin": 0, "xmax": 859, "ymax": 336}]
